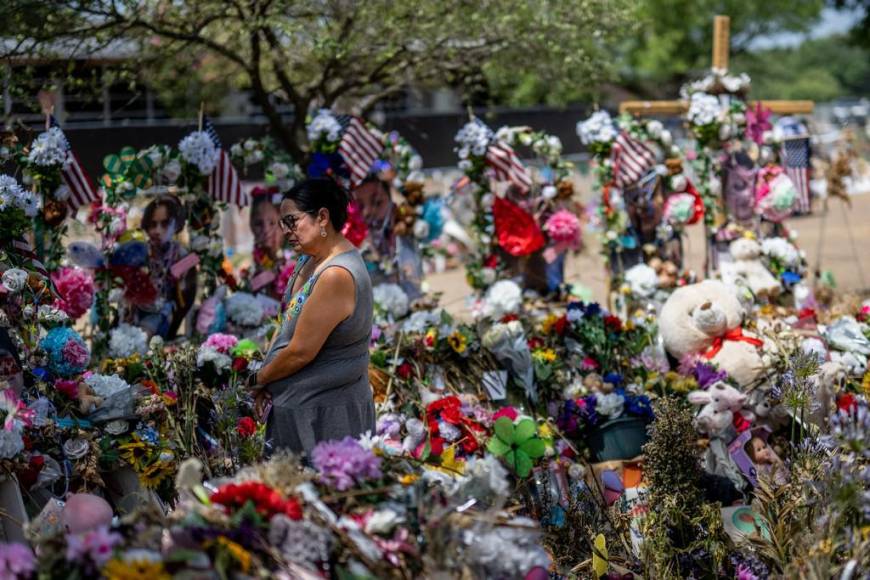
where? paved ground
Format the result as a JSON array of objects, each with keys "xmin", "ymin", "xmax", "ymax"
[{"xmin": 425, "ymin": 193, "xmax": 870, "ymax": 318}]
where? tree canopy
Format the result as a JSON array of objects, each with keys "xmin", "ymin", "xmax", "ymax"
[{"xmin": 1, "ymin": 0, "xmax": 637, "ymax": 162}]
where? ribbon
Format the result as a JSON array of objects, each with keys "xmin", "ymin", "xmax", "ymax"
[{"xmin": 704, "ymin": 327, "xmax": 763, "ymax": 360}]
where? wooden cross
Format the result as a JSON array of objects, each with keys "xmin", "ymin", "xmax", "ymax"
[{"xmin": 619, "ymin": 15, "xmax": 814, "ymax": 116}]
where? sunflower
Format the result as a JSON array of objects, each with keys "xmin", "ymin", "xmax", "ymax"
[
  {"xmin": 102, "ymin": 558, "xmax": 170, "ymax": 580},
  {"xmin": 447, "ymin": 331, "xmax": 468, "ymax": 355},
  {"xmin": 118, "ymin": 438, "xmax": 149, "ymax": 471},
  {"xmin": 541, "ymin": 314, "xmax": 559, "ymax": 334},
  {"xmin": 138, "ymin": 461, "xmax": 173, "ymax": 489},
  {"xmin": 216, "ymin": 536, "xmax": 251, "ymax": 573}
]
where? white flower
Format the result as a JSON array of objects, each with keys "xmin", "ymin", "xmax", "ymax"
[
  {"xmin": 455, "ymin": 121, "xmax": 493, "ymax": 156},
  {"xmin": 541, "ymin": 185, "xmax": 557, "ymax": 200},
  {"xmin": 19, "ymin": 191, "xmax": 40, "ymax": 217},
  {"xmin": 373, "ymin": 283, "xmax": 410, "ymax": 319},
  {"xmin": 402, "ymin": 309, "xmax": 441, "ymax": 333},
  {"xmin": 226, "ymin": 292, "xmax": 265, "ymax": 327},
  {"xmin": 208, "ymin": 238, "xmax": 224, "ymax": 257},
  {"xmin": 190, "ymin": 235, "xmax": 210, "ymax": 252},
  {"xmin": 63, "ymin": 438, "xmax": 90, "ymax": 460},
  {"xmin": 27, "ymin": 127, "xmax": 69, "ymax": 167},
  {"xmin": 85, "ymin": 373, "xmax": 130, "ymax": 398},
  {"xmin": 162, "ymin": 159, "xmax": 182, "ymax": 182},
  {"xmin": 481, "ymin": 267, "xmax": 497, "ymax": 286},
  {"xmin": 230, "ymin": 143, "xmax": 243, "ymax": 158},
  {"xmin": 148, "ymin": 335, "xmax": 164, "ymax": 353},
  {"xmin": 576, "ymin": 110, "xmax": 617, "ymax": 145},
  {"xmin": 365, "ymin": 509, "xmax": 403, "ymax": 535},
  {"xmin": 269, "ymin": 162, "xmax": 290, "ymax": 179},
  {"xmin": 1, "ymin": 269, "xmax": 28, "ymax": 293},
  {"xmin": 307, "ymin": 109, "xmax": 343, "ymax": 144},
  {"xmin": 178, "ymin": 130, "xmax": 220, "ymax": 175},
  {"xmin": 109, "ymin": 323, "xmax": 148, "ymax": 358},
  {"xmin": 761, "ymin": 237, "xmax": 800, "ymax": 267},
  {"xmin": 646, "ymin": 120, "xmax": 663, "ymax": 139},
  {"xmin": 457, "ymin": 160, "xmax": 472, "ymax": 172},
  {"xmin": 412, "ymin": 219, "xmax": 430, "ymax": 240},
  {"xmin": 105, "ymin": 420, "xmax": 129, "ymax": 435},
  {"xmin": 595, "ymin": 392, "xmax": 625, "ymax": 419},
  {"xmin": 409, "ymin": 155, "xmax": 423, "ymax": 171},
  {"xmin": 687, "ymin": 93, "xmax": 722, "ymax": 126},
  {"xmin": 624, "ymin": 264, "xmax": 658, "ymax": 297},
  {"xmin": 53, "ymin": 183, "xmax": 71, "ymax": 201},
  {"xmin": 0, "ymin": 430, "xmax": 24, "ymax": 459},
  {"xmin": 483, "ymin": 280, "xmax": 522, "ymax": 319},
  {"xmin": 196, "ymin": 346, "xmax": 232, "ymax": 370},
  {"xmin": 37, "ymin": 304, "xmax": 68, "ymax": 325},
  {"xmin": 464, "ymin": 454, "xmax": 510, "ymax": 496}
]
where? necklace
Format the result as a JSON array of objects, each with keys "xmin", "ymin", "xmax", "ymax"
[{"xmin": 283, "ymin": 244, "xmax": 348, "ymax": 320}]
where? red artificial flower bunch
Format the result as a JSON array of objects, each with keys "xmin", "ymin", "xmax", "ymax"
[
  {"xmin": 423, "ymin": 396, "xmax": 486, "ymax": 457},
  {"xmin": 527, "ymin": 336, "xmax": 545, "ymax": 351},
  {"xmin": 603, "ymin": 314, "xmax": 623, "ymax": 332},
  {"xmin": 837, "ymin": 392, "xmax": 858, "ymax": 413},
  {"xmin": 210, "ymin": 481, "xmax": 302, "ymax": 520},
  {"xmin": 396, "ymin": 362, "xmax": 414, "ymax": 380},
  {"xmin": 236, "ymin": 417, "xmax": 257, "ymax": 438}
]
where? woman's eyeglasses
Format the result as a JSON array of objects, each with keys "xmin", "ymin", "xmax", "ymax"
[{"xmin": 279, "ymin": 212, "xmax": 307, "ymax": 231}]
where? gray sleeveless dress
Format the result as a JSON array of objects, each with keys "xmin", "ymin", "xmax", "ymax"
[{"xmin": 263, "ymin": 249, "xmax": 375, "ymax": 455}]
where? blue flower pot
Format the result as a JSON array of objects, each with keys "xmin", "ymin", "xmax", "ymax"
[{"xmin": 586, "ymin": 416, "xmax": 650, "ymax": 462}]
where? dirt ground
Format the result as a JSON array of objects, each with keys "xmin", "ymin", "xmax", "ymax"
[{"xmin": 425, "ymin": 194, "xmax": 870, "ymax": 318}]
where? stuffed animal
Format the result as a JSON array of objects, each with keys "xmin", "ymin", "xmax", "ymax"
[
  {"xmin": 738, "ymin": 389, "xmax": 788, "ymax": 431},
  {"xmin": 62, "ymin": 493, "xmax": 114, "ymax": 534},
  {"xmin": 719, "ymin": 238, "xmax": 781, "ymax": 298},
  {"xmin": 659, "ymin": 279, "xmax": 766, "ymax": 386},
  {"xmin": 688, "ymin": 381, "xmax": 748, "ymax": 438}
]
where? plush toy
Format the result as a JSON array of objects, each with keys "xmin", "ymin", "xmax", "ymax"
[
  {"xmin": 62, "ymin": 493, "xmax": 114, "ymax": 534},
  {"xmin": 719, "ymin": 238, "xmax": 781, "ymax": 298},
  {"xmin": 688, "ymin": 381, "xmax": 748, "ymax": 438},
  {"xmin": 659, "ymin": 279, "xmax": 766, "ymax": 386},
  {"xmin": 76, "ymin": 381, "xmax": 103, "ymax": 415},
  {"xmin": 648, "ymin": 257, "xmax": 680, "ymax": 289},
  {"xmin": 738, "ymin": 389, "xmax": 788, "ymax": 431}
]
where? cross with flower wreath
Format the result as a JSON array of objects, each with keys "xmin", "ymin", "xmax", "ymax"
[{"xmin": 619, "ymin": 16, "xmax": 814, "ymax": 118}]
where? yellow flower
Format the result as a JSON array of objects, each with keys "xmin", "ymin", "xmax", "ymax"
[
  {"xmin": 399, "ymin": 474, "xmax": 420, "ymax": 485},
  {"xmin": 424, "ymin": 328, "xmax": 439, "ymax": 350},
  {"xmin": 533, "ymin": 348, "xmax": 557, "ymax": 363},
  {"xmin": 217, "ymin": 536, "xmax": 251, "ymax": 573},
  {"xmin": 538, "ymin": 422, "xmax": 553, "ymax": 440},
  {"xmin": 118, "ymin": 438, "xmax": 149, "ymax": 471},
  {"xmin": 541, "ymin": 314, "xmax": 559, "ymax": 334},
  {"xmin": 448, "ymin": 331, "xmax": 468, "ymax": 354},
  {"xmin": 624, "ymin": 320, "xmax": 636, "ymax": 331},
  {"xmin": 139, "ymin": 461, "xmax": 173, "ymax": 489},
  {"xmin": 103, "ymin": 558, "xmax": 170, "ymax": 580},
  {"xmin": 428, "ymin": 445, "xmax": 465, "ymax": 476},
  {"xmin": 861, "ymin": 372, "xmax": 870, "ymax": 397}
]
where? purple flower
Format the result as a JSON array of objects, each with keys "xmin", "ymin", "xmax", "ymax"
[
  {"xmin": 693, "ymin": 362, "xmax": 728, "ymax": 389},
  {"xmin": 376, "ymin": 414, "xmax": 402, "ymax": 437},
  {"xmin": 311, "ymin": 436, "xmax": 383, "ymax": 491},
  {"xmin": 65, "ymin": 526, "xmax": 121, "ymax": 567},
  {"xmin": 0, "ymin": 542, "xmax": 36, "ymax": 577}
]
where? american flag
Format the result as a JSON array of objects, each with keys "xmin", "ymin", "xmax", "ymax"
[
  {"xmin": 486, "ymin": 140, "xmax": 532, "ymax": 194},
  {"xmin": 336, "ymin": 115, "xmax": 384, "ymax": 187},
  {"xmin": 612, "ymin": 131, "xmax": 656, "ymax": 188},
  {"xmin": 48, "ymin": 116, "xmax": 99, "ymax": 211},
  {"xmin": 781, "ymin": 136, "xmax": 811, "ymax": 213},
  {"xmin": 204, "ymin": 116, "xmax": 248, "ymax": 206}
]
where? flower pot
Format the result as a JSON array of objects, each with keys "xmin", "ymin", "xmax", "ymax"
[{"xmin": 586, "ymin": 416, "xmax": 650, "ymax": 462}]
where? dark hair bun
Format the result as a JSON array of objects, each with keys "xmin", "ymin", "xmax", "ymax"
[{"xmin": 283, "ymin": 177, "xmax": 350, "ymax": 230}]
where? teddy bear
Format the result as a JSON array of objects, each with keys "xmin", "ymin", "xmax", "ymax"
[
  {"xmin": 659, "ymin": 279, "xmax": 766, "ymax": 387},
  {"xmin": 688, "ymin": 381, "xmax": 748, "ymax": 438},
  {"xmin": 718, "ymin": 237, "xmax": 781, "ymax": 299}
]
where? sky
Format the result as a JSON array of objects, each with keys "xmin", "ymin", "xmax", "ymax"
[{"xmin": 751, "ymin": 6, "xmax": 864, "ymax": 48}]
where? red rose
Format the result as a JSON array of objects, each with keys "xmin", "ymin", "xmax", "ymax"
[
  {"xmin": 527, "ymin": 337, "xmax": 544, "ymax": 351},
  {"xmin": 396, "ymin": 362, "xmax": 413, "ymax": 380},
  {"xmin": 554, "ymin": 315, "xmax": 568, "ymax": 336},
  {"xmin": 232, "ymin": 357, "xmax": 248, "ymax": 373},
  {"xmin": 284, "ymin": 498, "xmax": 303, "ymax": 520},
  {"xmin": 603, "ymin": 314, "xmax": 623, "ymax": 332},
  {"xmin": 236, "ymin": 416, "xmax": 257, "ymax": 438},
  {"xmin": 501, "ymin": 314, "xmax": 519, "ymax": 323},
  {"xmin": 484, "ymin": 254, "xmax": 499, "ymax": 269}
]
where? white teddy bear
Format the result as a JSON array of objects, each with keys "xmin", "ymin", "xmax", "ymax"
[
  {"xmin": 659, "ymin": 279, "xmax": 767, "ymax": 387},
  {"xmin": 688, "ymin": 381, "xmax": 748, "ymax": 438},
  {"xmin": 719, "ymin": 237, "xmax": 781, "ymax": 298}
]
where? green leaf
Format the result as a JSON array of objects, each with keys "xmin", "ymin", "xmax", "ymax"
[
  {"xmin": 519, "ymin": 438, "xmax": 546, "ymax": 459},
  {"xmin": 504, "ymin": 449, "xmax": 517, "ymax": 472},
  {"xmin": 487, "ymin": 436, "xmax": 511, "ymax": 457},
  {"xmin": 514, "ymin": 450, "xmax": 533, "ymax": 478},
  {"xmin": 512, "ymin": 418, "xmax": 536, "ymax": 444},
  {"xmin": 493, "ymin": 416, "xmax": 514, "ymax": 443}
]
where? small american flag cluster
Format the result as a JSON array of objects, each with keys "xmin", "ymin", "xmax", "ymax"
[
  {"xmin": 49, "ymin": 116, "xmax": 99, "ymax": 211},
  {"xmin": 336, "ymin": 114, "xmax": 385, "ymax": 187},
  {"xmin": 612, "ymin": 131, "xmax": 656, "ymax": 188},
  {"xmin": 781, "ymin": 136, "xmax": 811, "ymax": 213},
  {"xmin": 204, "ymin": 116, "xmax": 249, "ymax": 206},
  {"xmin": 486, "ymin": 140, "xmax": 532, "ymax": 194}
]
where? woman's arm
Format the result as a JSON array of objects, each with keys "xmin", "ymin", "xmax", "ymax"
[{"xmin": 255, "ymin": 267, "xmax": 356, "ymax": 385}]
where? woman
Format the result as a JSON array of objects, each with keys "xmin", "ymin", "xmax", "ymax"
[
  {"xmin": 250, "ymin": 178, "xmax": 375, "ymax": 455},
  {"xmin": 245, "ymin": 188, "xmax": 294, "ymax": 301},
  {"xmin": 136, "ymin": 195, "xmax": 197, "ymax": 339}
]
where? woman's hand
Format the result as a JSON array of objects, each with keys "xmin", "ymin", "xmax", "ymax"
[{"xmin": 254, "ymin": 389, "xmax": 272, "ymax": 421}]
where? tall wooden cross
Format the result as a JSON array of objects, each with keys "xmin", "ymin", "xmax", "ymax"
[{"xmin": 619, "ymin": 15, "xmax": 814, "ymax": 116}]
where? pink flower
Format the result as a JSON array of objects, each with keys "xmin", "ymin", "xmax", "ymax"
[
  {"xmin": 55, "ymin": 379, "xmax": 80, "ymax": 400},
  {"xmin": 580, "ymin": 357, "xmax": 598, "ymax": 371},
  {"xmin": 51, "ymin": 267, "xmax": 95, "ymax": 320},
  {"xmin": 61, "ymin": 340, "xmax": 90, "ymax": 367},
  {"xmin": 342, "ymin": 200, "xmax": 369, "ymax": 248},
  {"xmin": 203, "ymin": 333, "xmax": 238, "ymax": 353},
  {"xmin": 65, "ymin": 526, "xmax": 121, "ymax": 567},
  {"xmin": 274, "ymin": 262, "xmax": 296, "ymax": 298},
  {"xmin": 0, "ymin": 542, "xmax": 36, "ymax": 577},
  {"xmin": 492, "ymin": 407, "xmax": 519, "ymax": 422},
  {"xmin": 544, "ymin": 209, "xmax": 582, "ymax": 250}
]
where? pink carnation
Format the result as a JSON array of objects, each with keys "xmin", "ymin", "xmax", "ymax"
[
  {"xmin": 62, "ymin": 340, "xmax": 90, "ymax": 367},
  {"xmin": 55, "ymin": 379, "xmax": 80, "ymax": 399},
  {"xmin": 274, "ymin": 262, "xmax": 296, "ymax": 298},
  {"xmin": 544, "ymin": 209, "xmax": 582, "ymax": 250},
  {"xmin": 51, "ymin": 267, "xmax": 95, "ymax": 320},
  {"xmin": 492, "ymin": 407, "xmax": 519, "ymax": 422},
  {"xmin": 203, "ymin": 333, "xmax": 238, "ymax": 353}
]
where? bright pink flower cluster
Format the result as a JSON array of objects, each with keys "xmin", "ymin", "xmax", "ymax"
[
  {"xmin": 544, "ymin": 209, "xmax": 582, "ymax": 250},
  {"xmin": 51, "ymin": 267, "xmax": 95, "ymax": 320},
  {"xmin": 203, "ymin": 333, "xmax": 239, "ymax": 353}
]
